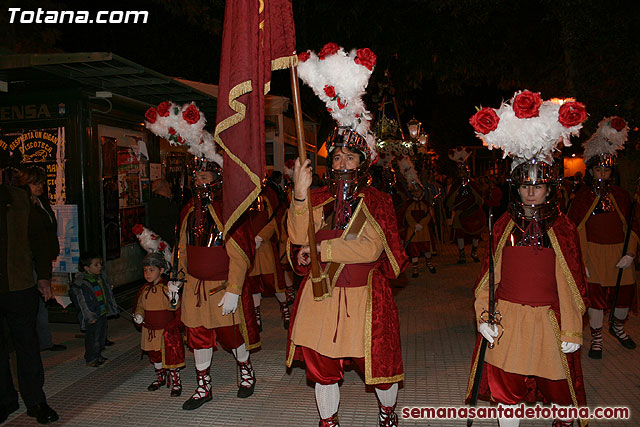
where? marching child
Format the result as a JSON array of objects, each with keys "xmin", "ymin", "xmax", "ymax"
[{"xmin": 133, "ymin": 252, "xmax": 185, "ymax": 396}]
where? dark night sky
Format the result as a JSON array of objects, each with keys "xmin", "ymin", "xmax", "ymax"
[{"xmin": 3, "ymin": 0, "xmax": 640, "ymax": 153}]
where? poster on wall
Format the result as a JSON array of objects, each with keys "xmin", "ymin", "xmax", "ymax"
[
  {"xmin": 51, "ymin": 204, "xmax": 80, "ymax": 273},
  {"xmin": 0, "ymin": 127, "xmax": 66, "ymax": 204},
  {"xmin": 120, "ymin": 206, "xmax": 146, "ymax": 245}
]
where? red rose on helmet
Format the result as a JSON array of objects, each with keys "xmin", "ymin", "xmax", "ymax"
[
  {"xmin": 610, "ymin": 116, "xmax": 626, "ymax": 131},
  {"xmin": 318, "ymin": 43, "xmax": 340, "ymax": 59},
  {"xmin": 336, "ymin": 97, "xmax": 346, "ymax": 110},
  {"xmin": 168, "ymin": 127, "xmax": 176, "ymax": 135},
  {"xmin": 355, "ymin": 48, "xmax": 377, "ymax": 71},
  {"xmin": 512, "ymin": 90, "xmax": 542, "ymax": 119},
  {"xmin": 324, "ymin": 85, "xmax": 336, "ymax": 98},
  {"xmin": 469, "ymin": 107, "xmax": 499, "ymax": 134},
  {"xmin": 132, "ymin": 224, "xmax": 144, "ymax": 235},
  {"xmin": 157, "ymin": 101, "xmax": 170, "ymax": 117},
  {"xmin": 558, "ymin": 102, "xmax": 587, "ymax": 128},
  {"xmin": 182, "ymin": 104, "xmax": 201, "ymax": 125},
  {"xmin": 158, "ymin": 242, "xmax": 167, "ymax": 252},
  {"xmin": 298, "ymin": 51, "xmax": 310, "ymax": 62},
  {"xmin": 145, "ymin": 107, "xmax": 158, "ymax": 124}
]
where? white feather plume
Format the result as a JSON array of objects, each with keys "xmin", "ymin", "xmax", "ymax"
[
  {"xmin": 297, "ymin": 44, "xmax": 376, "ymax": 160},
  {"xmin": 474, "ymin": 97, "xmax": 585, "ymax": 169},
  {"xmin": 134, "ymin": 225, "xmax": 173, "ymax": 265},
  {"xmin": 145, "ymin": 102, "xmax": 223, "ymax": 167},
  {"xmin": 583, "ymin": 116, "xmax": 629, "ymax": 163}
]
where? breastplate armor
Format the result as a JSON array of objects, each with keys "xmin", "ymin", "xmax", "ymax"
[
  {"xmin": 592, "ymin": 195, "xmax": 615, "ymax": 215},
  {"xmin": 186, "ymin": 208, "xmax": 224, "ymax": 247}
]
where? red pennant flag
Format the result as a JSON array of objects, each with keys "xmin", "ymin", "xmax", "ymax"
[{"xmin": 214, "ymin": 0, "xmax": 297, "ymax": 236}]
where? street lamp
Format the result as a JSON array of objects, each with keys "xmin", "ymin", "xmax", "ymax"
[
  {"xmin": 418, "ymin": 133, "xmax": 428, "ymax": 146},
  {"xmin": 407, "ymin": 117, "xmax": 421, "ymax": 140}
]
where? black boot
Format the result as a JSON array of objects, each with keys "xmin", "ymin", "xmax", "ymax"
[
  {"xmin": 237, "ymin": 358, "xmax": 256, "ymax": 398},
  {"xmin": 457, "ymin": 249, "xmax": 466, "ymax": 264},
  {"xmin": 279, "ymin": 301, "xmax": 291, "ymax": 330},
  {"xmin": 148, "ymin": 368, "xmax": 167, "ymax": 391},
  {"xmin": 182, "ymin": 368, "xmax": 212, "ymax": 410},
  {"xmin": 169, "ymin": 368, "xmax": 182, "ymax": 397},
  {"xmin": 411, "ymin": 262, "xmax": 419, "ymax": 278}
]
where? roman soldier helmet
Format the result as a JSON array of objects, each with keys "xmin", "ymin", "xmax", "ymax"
[
  {"xmin": 583, "ymin": 116, "xmax": 628, "ymax": 196},
  {"xmin": 297, "ymin": 43, "xmax": 378, "ymax": 199},
  {"xmin": 448, "ymin": 147, "xmax": 472, "ymax": 187},
  {"xmin": 144, "ymin": 101, "xmax": 223, "ymax": 201},
  {"xmin": 469, "ymin": 90, "xmax": 588, "ymax": 228}
]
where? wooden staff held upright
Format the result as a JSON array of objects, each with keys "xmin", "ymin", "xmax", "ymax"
[{"xmin": 289, "ymin": 60, "xmax": 330, "ymax": 300}]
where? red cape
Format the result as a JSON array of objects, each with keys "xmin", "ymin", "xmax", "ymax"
[
  {"xmin": 286, "ymin": 185, "xmax": 409, "ymax": 384},
  {"xmin": 567, "ymin": 184, "xmax": 639, "ymax": 236},
  {"xmin": 466, "ymin": 212, "xmax": 588, "ymax": 406}
]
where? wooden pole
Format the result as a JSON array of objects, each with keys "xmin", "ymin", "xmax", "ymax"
[{"xmin": 289, "ymin": 62, "xmax": 329, "ymax": 300}]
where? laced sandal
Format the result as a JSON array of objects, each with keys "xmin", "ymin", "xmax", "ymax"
[
  {"xmin": 286, "ymin": 286, "xmax": 296, "ymax": 306},
  {"xmin": 588, "ymin": 327, "xmax": 603, "ymax": 359},
  {"xmin": 237, "ymin": 359, "xmax": 256, "ymax": 398},
  {"xmin": 379, "ymin": 403, "xmax": 398, "ymax": 427},
  {"xmin": 182, "ymin": 368, "xmax": 212, "ymax": 410},
  {"xmin": 147, "ymin": 368, "xmax": 167, "ymax": 391},
  {"xmin": 470, "ymin": 249, "xmax": 480, "ymax": 262},
  {"xmin": 609, "ymin": 318, "xmax": 637, "ymax": 349},
  {"xmin": 169, "ymin": 368, "xmax": 182, "ymax": 397},
  {"xmin": 255, "ymin": 306, "xmax": 263, "ymax": 333},
  {"xmin": 319, "ymin": 413, "xmax": 339, "ymax": 427},
  {"xmin": 457, "ymin": 249, "xmax": 466, "ymax": 265},
  {"xmin": 280, "ymin": 301, "xmax": 291, "ymax": 330}
]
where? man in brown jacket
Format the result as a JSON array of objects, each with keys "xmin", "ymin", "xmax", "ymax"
[{"xmin": 0, "ymin": 150, "xmax": 59, "ymax": 424}]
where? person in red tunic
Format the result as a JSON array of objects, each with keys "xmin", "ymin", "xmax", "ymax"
[
  {"xmin": 133, "ymin": 252, "xmax": 185, "ymax": 397},
  {"xmin": 403, "ymin": 184, "xmax": 437, "ymax": 276},
  {"xmin": 446, "ymin": 148, "xmax": 486, "ymax": 264},
  {"xmin": 466, "ymin": 91, "xmax": 589, "ymax": 427},
  {"xmin": 291, "ymin": 44, "xmax": 408, "ymax": 427},
  {"xmin": 176, "ymin": 162, "xmax": 260, "ymax": 410},
  {"xmin": 247, "ymin": 181, "xmax": 291, "ymax": 331},
  {"xmin": 567, "ymin": 116, "xmax": 637, "ymax": 359}
]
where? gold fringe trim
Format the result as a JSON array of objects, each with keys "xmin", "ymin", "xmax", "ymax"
[
  {"xmin": 474, "ymin": 220, "xmax": 514, "ymax": 298},
  {"xmin": 272, "ymin": 54, "xmax": 298, "ymax": 71},
  {"xmin": 548, "ymin": 229, "xmax": 586, "ymax": 316},
  {"xmin": 547, "ymin": 310, "xmax": 588, "ymax": 426},
  {"xmin": 360, "ymin": 201, "xmax": 401, "ymax": 278},
  {"xmin": 325, "ymin": 240, "xmax": 333, "ymax": 262},
  {"xmin": 364, "ymin": 269, "xmax": 404, "ymax": 385},
  {"xmin": 213, "ymin": 80, "xmax": 263, "ymax": 239},
  {"xmin": 286, "ymin": 340, "xmax": 296, "ymax": 367}
]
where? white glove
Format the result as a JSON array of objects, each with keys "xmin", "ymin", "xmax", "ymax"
[
  {"xmin": 168, "ymin": 281, "xmax": 181, "ymax": 293},
  {"xmin": 133, "ymin": 314, "xmax": 144, "ymax": 325},
  {"xmin": 615, "ymin": 254, "xmax": 635, "ymax": 269},
  {"xmin": 478, "ymin": 323, "xmax": 499, "ymax": 344},
  {"xmin": 255, "ymin": 235, "xmax": 264, "ymax": 250},
  {"xmin": 561, "ymin": 341, "xmax": 580, "ymax": 353},
  {"xmin": 584, "ymin": 266, "xmax": 590, "ymax": 278},
  {"xmin": 168, "ymin": 281, "xmax": 181, "ymax": 305},
  {"xmin": 218, "ymin": 291, "xmax": 240, "ymax": 315},
  {"xmin": 414, "ymin": 224, "xmax": 424, "ymax": 232}
]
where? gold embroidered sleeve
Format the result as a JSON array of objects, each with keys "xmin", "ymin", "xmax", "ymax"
[
  {"xmin": 555, "ymin": 244, "xmax": 584, "ymax": 345},
  {"xmin": 320, "ymin": 222, "xmax": 383, "ymax": 264},
  {"xmin": 287, "ymin": 202, "xmax": 323, "ymax": 245}
]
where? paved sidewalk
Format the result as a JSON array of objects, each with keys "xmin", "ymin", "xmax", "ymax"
[{"xmin": 5, "ymin": 241, "xmax": 639, "ymax": 426}]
